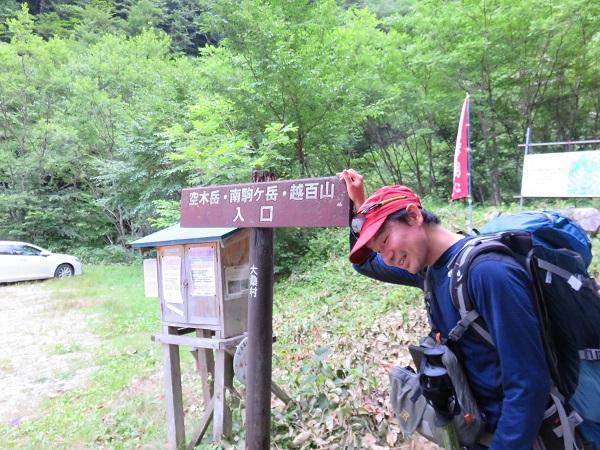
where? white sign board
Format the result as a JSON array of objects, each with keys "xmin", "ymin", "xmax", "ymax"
[
  {"xmin": 143, "ymin": 258, "xmax": 158, "ymax": 298},
  {"xmin": 521, "ymin": 150, "xmax": 600, "ymax": 197}
]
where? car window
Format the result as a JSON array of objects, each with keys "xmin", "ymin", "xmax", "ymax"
[
  {"xmin": 0, "ymin": 244, "xmax": 14, "ymax": 255},
  {"xmin": 20, "ymin": 245, "xmax": 42, "ymax": 256},
  {"xmin": 0, "ymin": 244, "xmax": 23, "ymax": 255}
]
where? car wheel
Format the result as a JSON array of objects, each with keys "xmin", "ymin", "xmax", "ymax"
[{"xmin": 54, "ymin": 264, "xmax": 74, "ymax": 278}]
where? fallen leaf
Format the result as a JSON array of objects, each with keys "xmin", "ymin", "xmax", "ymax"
[
  {"xmin": 386, "ymin": 430, "xmax": 398, "ymax": 446},
  {"xmin": 293, "ymin": 431, "xmax": 311, "ymax": 446},
  {"xmin": 362, "ymin": 433, "xmax": 377, "ymax": 445}
]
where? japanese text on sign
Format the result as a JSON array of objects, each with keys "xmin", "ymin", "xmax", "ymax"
[
  {"xmin": 180, "ymin": 177, "xmax": 350, "ymax": 228},
  {"xmin": 249, "ymin": 265, "xmax": 258, "ymax": 298}
]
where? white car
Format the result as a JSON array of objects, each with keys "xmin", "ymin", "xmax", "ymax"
[{"xmin": 0, "ymin": 241, "xmax": 83, "ymax": 283}]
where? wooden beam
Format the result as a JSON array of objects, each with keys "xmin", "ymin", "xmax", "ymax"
[
  {"xmin": 162, "ymin": 342, "xmax": 185, "ymax": 449},
  {"xmin": 187, "ymin": 396, "xmax": 215, "ymax": 449},
  {"xmin": 213, "ymin": 349, "xmax": 233, "ymax": 442},
  {"xmin": 152, "ymin": 333, "xmax": 246, "ymax": 350},
  {"xmin": 194, "ymin": 329, "xmax": 214, "ymax": 411}
]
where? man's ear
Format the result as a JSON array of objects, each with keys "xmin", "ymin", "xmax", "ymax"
[{"xmin": 405, "ymin": 203, "xmax": 423, "ymax": 226}]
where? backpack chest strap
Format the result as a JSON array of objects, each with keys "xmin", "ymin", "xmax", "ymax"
[{"xmin": 447, "ymin": 308, "xmax": 492, "ymax": 344}]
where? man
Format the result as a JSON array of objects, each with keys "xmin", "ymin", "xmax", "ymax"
[{"xmin": 337, "ymin": 169, "xmax": 552, "ymax": 450}]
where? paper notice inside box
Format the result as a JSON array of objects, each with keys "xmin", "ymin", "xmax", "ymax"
[{"xmin": 189, "ymin": 247, "xmax": 216, "ymax": 297}]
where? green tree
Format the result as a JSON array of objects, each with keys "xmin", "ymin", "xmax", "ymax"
[
  {"xmin": 196, "ymin": 0, "xmax": 390, "ymax": 178},
  {"xmin": 0, "ymin": 9, "xmax": 203, "ymax": 249},
  {"xmin": 165, "ymin": 95, "xmax": 295, "ymax": 186},
  {"xmin": 65, "ymin": 30, "xmax": 203, "ymax": 244},
  {"xmin": 122, "ymin": 0, "xmax": 161, "ymax": 35},
  {"xmin": 0, "ymin": 0, "xmax": 21, "ymax": 41},
  {"xmin": 0, "ymin": 5, "xmax": 110, "ymax": 247},
  {"xmin": 158, "ymin": 0, "xmax": 213, "ymax": 55}
]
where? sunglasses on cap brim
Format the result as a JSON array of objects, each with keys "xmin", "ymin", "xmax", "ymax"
[{"xmin": 351, "ymin": 195, "xmax": 407, "ymax": 234}]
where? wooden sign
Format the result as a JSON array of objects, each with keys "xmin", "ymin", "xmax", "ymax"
[{"xmin": 180, "ymin": 176, "xmax": 350, "ymax": 228}]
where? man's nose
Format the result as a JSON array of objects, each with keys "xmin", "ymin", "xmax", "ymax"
[{"xmin": 381, "ymin": 251, "xmax": 393, "ymax": 266}]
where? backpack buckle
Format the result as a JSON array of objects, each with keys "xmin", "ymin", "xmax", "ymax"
[{"xmin": 578, "ymin": 349, "xmax": 600, "ymax": 360}]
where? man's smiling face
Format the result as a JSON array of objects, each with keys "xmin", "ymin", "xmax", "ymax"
[{"xmin": 367, "ymin": 206, "xmax": 429, "ymax": 274}]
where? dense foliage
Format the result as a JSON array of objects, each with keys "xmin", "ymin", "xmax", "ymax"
[{"xmin": 0, "ymin": 0, "xmax": 598, "ymax": 259}]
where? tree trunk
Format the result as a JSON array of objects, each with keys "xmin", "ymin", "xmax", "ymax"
[{"xmin": 294, "ymin": 135, "xmax": 305, "ymax": 175}]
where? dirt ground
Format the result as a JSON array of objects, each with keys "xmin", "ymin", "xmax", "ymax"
[{"xmin": 0, "ymin": 283, "xmax": 100, "ymax": 427}]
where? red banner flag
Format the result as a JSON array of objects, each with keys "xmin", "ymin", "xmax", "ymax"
[{"xmin": 451, "ymin": 95, "xmax": 470, "ymax": 201}]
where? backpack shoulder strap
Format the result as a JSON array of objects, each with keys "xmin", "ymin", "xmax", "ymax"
[
  {"xmin": 423, "ymin": 267, "xmax": 437, "ymax": 335},
  {"xmin": 447, "ymin": 236, "xmax": 522, "ymax": 347}
]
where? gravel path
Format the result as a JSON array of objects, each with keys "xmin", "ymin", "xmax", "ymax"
[{"xmin": 0, "ymin": 283, "xmax": 100, "ymax": 426}]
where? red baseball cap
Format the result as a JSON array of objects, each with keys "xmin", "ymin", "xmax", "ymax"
[{"xmin": 349, "ymin": 185, "xmax": 421, "ymax": 264}]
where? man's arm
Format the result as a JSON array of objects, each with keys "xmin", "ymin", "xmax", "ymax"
[
  {"xmin": 469, "ymin": 259, "xmax": 551, "ymax": 450},
  {"xmin": 337, "ymin": 169, "xmax": 366, "ymax": 211}
]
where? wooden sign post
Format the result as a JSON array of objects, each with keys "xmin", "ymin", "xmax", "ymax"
[{"xmin": 180, "ymin": 174, "xmax": 350, "ymax": 448}]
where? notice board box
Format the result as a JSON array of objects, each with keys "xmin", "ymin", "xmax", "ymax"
[
  {"xmin": 156, "ymin": 229, "xmax": 250, "ymax": 337},
  {"xmin": 132, "ymin": 225, "xmax": 250, "ymax": 338}
]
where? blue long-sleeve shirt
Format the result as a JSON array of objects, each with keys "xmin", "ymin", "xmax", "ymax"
[{"xmin": 354, "ymin": 237, "xmax": 551, "ymax": 450}]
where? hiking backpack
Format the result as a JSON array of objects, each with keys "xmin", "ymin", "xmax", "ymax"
[{"xmin": 433, "ymin": 210, "xmax": 600, "ymax": 448}]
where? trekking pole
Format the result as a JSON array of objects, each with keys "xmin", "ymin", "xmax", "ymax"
[{"xmin": 420, "ymin": 348, "xmax": 463, "ymax": 450}]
